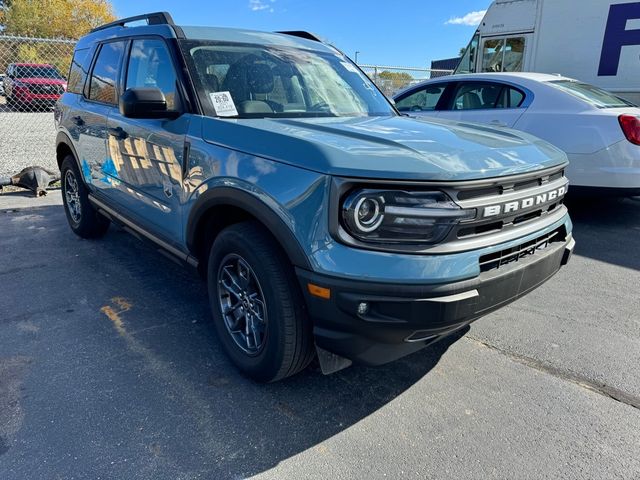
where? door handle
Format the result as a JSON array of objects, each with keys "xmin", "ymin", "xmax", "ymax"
[
  {"xmin": 490, "ymin": 120, "xmax": 507, "ymax": 127},
  {"xmin": 72, "ymin": 115, "xmax": 85, "ymax": 126},
  {"xmin": 108, "ymin": 126, "xmax": 128, "ymax": 140}
]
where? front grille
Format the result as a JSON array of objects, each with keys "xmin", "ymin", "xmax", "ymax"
[
  {"xmin": 27, "ymin": 83, "xmax": 63, "ymax": 95},
  {"xmin": 479, "ymin": 226, "xmax": 565, "ymax": 272},
  {"xmin": 447, "ymin": 165, "xmax": 569, "ymax": 242}
]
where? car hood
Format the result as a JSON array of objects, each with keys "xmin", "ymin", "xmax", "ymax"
[
  {"xmin": 201, "ymin": 115, "xmax": 567, "ymax": 181},
  {"xmin": 16, "ymin": 77, "xmax": 66, "ymax": 85}
]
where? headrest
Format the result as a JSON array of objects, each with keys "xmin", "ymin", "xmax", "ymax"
[{"xmin": 246, "ymin": 63, "xmax": 274, "ymax": 94}]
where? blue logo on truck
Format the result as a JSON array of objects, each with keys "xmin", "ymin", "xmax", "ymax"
[{"xmin": 599, "ymin": 2, "xmax": 640, "ymax": 76}]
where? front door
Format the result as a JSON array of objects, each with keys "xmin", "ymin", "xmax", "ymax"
[{"xmin": 105, "ymin": 38, "xmax": 189, "ymax": 244}]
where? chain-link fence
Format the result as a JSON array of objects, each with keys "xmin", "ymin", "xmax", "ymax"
[
  {"xmin": 0, "ymin": 35, "xmax": 75, "ymax": 177},
  {"xmin": 0, "ymin": 35, "xmax": 454, "ymax": 179},
  {"xmin": 358, "ymin": 64, "xmax": 453, "ymax": 98}
]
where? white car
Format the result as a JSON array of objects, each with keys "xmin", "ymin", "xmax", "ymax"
[{"xmin": 393, "ymin": 73, "xmax": 640, "ymax": 195}]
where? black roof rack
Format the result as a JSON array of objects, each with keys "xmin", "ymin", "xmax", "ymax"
[
  {"xmin": 90, "ymin": 12, "xmax": 175, "ymax": 34},
  {"xmin": 276, "ymin": 31, "xmax": 323, "ymax": 43}
]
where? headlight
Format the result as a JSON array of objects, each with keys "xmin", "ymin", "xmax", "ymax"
[{"xmin": 341, "ymin": 189, "xmax": 475, "ymax": 244}]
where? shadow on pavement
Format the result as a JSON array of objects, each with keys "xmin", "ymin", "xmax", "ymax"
[
  {"xmin": 0, "ymin": 204, "xmax": 466, "ymax": 479},
  {"xmin": 565, "ymin": 195, "xmax": 640, "ymax": 271}
]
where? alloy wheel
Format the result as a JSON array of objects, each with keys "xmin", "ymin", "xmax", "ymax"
[
  {"xmin": 217, "ymin": 253, "xmax": 268, "ymax": 355},
  {"xmin": 64, "ymin": 170, "xmax": 81, "ymax": 223}
]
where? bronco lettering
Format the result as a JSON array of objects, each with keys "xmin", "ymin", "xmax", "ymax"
[{"xmin": 483, "ymin": 186, "xmax": 567, "ymax": 218}]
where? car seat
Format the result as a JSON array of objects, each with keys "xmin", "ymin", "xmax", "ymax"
[
  {"xmin": 223, "ymin": 58, "xmax": 279, "ymax": 114},
  {"xmin": 460, "ymin": 91, "xmax": 482, "ymax": 109}
]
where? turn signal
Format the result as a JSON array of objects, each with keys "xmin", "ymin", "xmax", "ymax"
[{"xmin": 308, "ymin": 283, "xmax": 331, "ymax": 300}]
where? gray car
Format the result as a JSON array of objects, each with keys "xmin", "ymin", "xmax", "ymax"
[{"xmin": 55, "ymin": 12, "xmax": 575, "ymax": 382}]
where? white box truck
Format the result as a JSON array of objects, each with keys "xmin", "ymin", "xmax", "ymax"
[{"xmin": 455, "ymin": 0, "xmax": 640, "ymax": 103}]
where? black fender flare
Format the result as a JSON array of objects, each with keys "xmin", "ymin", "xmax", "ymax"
[
  {"xmin": 186, "ymin": 187, "xmax": 312, "ymax": 270},
  {"xmin": 55, "ymin": 131, "xmax": 82, "ymax": 172}
]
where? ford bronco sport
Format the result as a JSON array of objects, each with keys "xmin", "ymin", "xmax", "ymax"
[{"xmin": 55, "ymin": 12, "xmax": 575, "ymax": 382}]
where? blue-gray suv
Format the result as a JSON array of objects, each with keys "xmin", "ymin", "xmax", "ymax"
[{"xmin": 55, "ymin": 12, "xmax": 575, "ymax": 382}]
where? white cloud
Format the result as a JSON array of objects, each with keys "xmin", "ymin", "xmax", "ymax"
[
  {"xmin": 249, "ymin": 0, "xmax": 275, "ymax": 12},
  {"xmin": 445, "ymin": 10, "xmax": 487, "ymax": 26}
]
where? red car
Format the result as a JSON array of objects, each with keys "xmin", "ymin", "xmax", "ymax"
[{"xmin": 4, "ymin": 63, "xmax": 67, "ymax": 110}]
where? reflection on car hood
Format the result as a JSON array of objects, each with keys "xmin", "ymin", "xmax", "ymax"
[{"xmin": 201, "ymin": 115, "xmax": 567, "ymax": 181}]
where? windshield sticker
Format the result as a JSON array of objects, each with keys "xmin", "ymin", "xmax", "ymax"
[{"xmin": 209, "ymin": 91, "xmax": 238, "ymax": 117}]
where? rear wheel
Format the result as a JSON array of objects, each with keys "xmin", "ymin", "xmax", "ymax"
[
  {"xmin": 207, "ymin": 221, "xmax": 314, "ymax": 382},
  {"xmin": 61, "ymin": 155, "xmax": 110, "ymax": 238}
]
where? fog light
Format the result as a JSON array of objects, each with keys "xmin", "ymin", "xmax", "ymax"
[{"xmin": 357, "ymin": 302, "xmax": 369, "ymax": 315}]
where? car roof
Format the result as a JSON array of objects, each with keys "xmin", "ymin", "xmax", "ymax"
[
  {"xmin": 76, "ymin": 21, "xmax": 335, "ymax": 55},
  {"xmin": 393, "ymin": 72, "xmax": 578, "ymax": 98}
]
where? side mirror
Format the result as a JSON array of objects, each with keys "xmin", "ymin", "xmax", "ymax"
[{"xmin": 119, "ymin": 87, "xmax": 179, "ymax": 119}]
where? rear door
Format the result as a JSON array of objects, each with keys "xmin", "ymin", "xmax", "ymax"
[
  {"xmin": 79, "ymin": 40, "xmax": 127, "ymax": 190},
  {"xmin": 105, "ymin": 37, "xmax": 190, "ymax": 243},
  {"xmin": 437, "ymin": 80, "xmax": 529, "ymax": 128}
]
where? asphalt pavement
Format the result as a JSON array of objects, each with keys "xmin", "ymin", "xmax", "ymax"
[{"xmin": 0, "ymin": 190, "xmax": 639, "ymax": 479}]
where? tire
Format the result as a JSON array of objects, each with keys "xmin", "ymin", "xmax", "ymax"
[
  {"xmin": 61, "ymin": 155, "xmax": 110, "ymax": 238},
  {"xmin": 207, "ymin": 221, "xmax": 314, "ymax": 382}
]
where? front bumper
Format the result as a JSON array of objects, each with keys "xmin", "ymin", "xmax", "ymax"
[
  {"xmin": 297, "ymin": 232, "xmax": 575, "ymax": 367},
  {"xmin": 13, "ymin": 89, "xmax": 61, "ymax": 104}
]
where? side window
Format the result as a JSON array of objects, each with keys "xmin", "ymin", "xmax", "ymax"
[
  {"xmin": 455, "ymin": 34, "xmax": 479, "ymax": 74},
  {"xmin": 508, "ymin": 88, "xmax": 525, "ymax": 107},
  {"xmin": 503, "ymin": 38, "xmax": 525, "ymax": 72},
  {"xmin": 396, "ymin": 85, "xmax": 446, "ymax": 112},
  {"xmin": 481, "ymin": 37, "xmax": 526, "ymax": 73},
  {"xmin": 482, "ymin": 39, "xmax": 504, "ymax": 73},
  {"xmin": 452, "ymin": 83, "xmax": 526, "ymax": 110},
  {"xmin": 452, "ymin": 83, "xmax": 499, "ymax": 110},
  {"xmin": 126, "ymin": 39, "xmax": 180, "ymax": 111},
  {"xmin": 67, "ymin": 48, "xmax": 90, "ymax": 94},
  {"xmin": 89, "ymin": 41, "xmax": 125, "ymax": 104}
]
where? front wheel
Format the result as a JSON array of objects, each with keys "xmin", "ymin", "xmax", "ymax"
[
  {"xmin": 207, "ymin": 221, "xmax": 314, "ymax": 382},
  {"xmin": 61, "ymin": 155, "xmax": 110, "ymax": 238}
]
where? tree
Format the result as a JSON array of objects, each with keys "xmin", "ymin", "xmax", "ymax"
[
  {"xmin": 0, "ymin": 0, "xmax": 115, "ymax": 39},
  {"xmin": 374, "ymin": 70, "xmax": 415, "ymax": 96},
  {"xmin": 378, "ymin": 70, "xmax": 414, "ymax": 83}
]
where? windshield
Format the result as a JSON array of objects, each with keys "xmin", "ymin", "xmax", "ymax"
[
  {"xmin": 15, "ymin": 65, "xmax": 63, "ymax": 79},
  {"xmin": 455, "ymin": 34, "xmax": 478, "ymax": 74},
  {"xmin": 180, "ymin": 40, "xmax": 396, "ymax": 118},
  {"xmin": 547, "ymin": 80, "xmax": 635, "ymax": 108}
]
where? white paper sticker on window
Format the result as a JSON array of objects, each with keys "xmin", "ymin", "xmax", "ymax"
[{"xmin": 209, "ymin": 91, "xmax": 238, "ymax": 117}]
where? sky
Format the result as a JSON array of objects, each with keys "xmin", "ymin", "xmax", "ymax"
[{"xmin": 109, "ymin": 0, "xmax": 492, "ymax": 67}]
